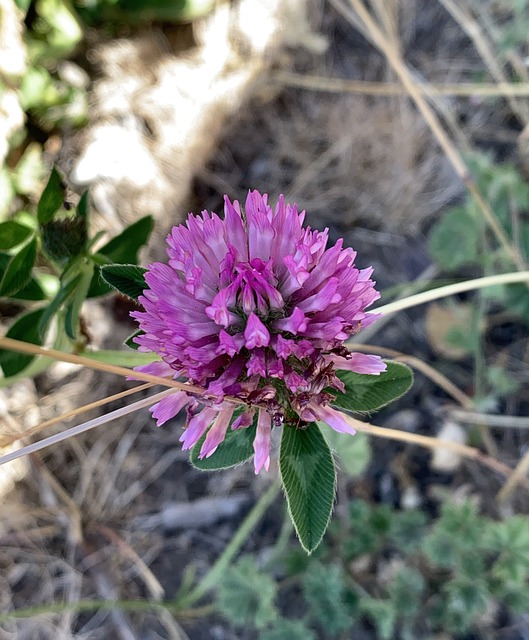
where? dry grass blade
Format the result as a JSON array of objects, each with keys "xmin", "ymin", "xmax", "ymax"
[
  {"xmin": 341, "ymin": 412, "xmax": 529, "ymax": 493},
  {"xmin": 0, "ymin": 337, "xmax": 200, "ymax": 392},
  {"xmin": 0, "ymin": 383, "xmax": 154, "ymax": 448},
  {"xmin": 498, "ymin": 449, "xmax": 529, "ymax": 503},
  {"xmin": 340, "ymin": 0, "xmax": 525, "ymax": 271},
  {"xmin": 0, "ymin": 389, "xmax": 176, "ymax": 466},
  {"xmin": 275, "ymin": 72, "xmax": 529, "ymax": 97},
  {"xmin": 450, "ymin": 409, "xmax": 529, "ymax": 430},
  {"xmin": 94, "ymin": 524, "xmax": 165, "ymax": 601},
  {"xmin": 468, "ymin": 0, "xmax": 529, "ymax": 84},
  {"xmin": 352, "ymin": 343, "xmax": 473, "ymax": 408},
  {"xmin": 438, "ymin": 0, "xmax": 529, "ymax": 125}
]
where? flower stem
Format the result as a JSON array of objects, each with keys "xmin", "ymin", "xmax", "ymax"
[{"xmin": 178, "ymin": 480, "xmax": 281, "ymax": 608}]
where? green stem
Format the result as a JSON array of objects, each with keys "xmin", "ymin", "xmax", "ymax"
[
  {"xmin": 179, "ymin": 480, "xmax": 281, "ymax": 607},
  {"xmin": 0, "ymin": 599, "xmax": 180, "ymax": 623},
  {"xmin": 373, "ymin": 271, "xmax": 529, "ymax": 316}
]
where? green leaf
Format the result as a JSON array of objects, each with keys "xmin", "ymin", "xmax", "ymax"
[
  {"xmin": 332, "ymin": 361, "xmax": 413, "ymax": 413},
  {"xmin": 0, "ymin": 308, "xmax": 47, "ymax": 376},
  {"xmin": 302, "ymin": 562, "xmax": 354, "ymax": 634},
  {"xmin": 0, "ymin": 238, "xmax": 37, "ymax": 297},
  {"xmin": 0, "ymin": 253, "xmax": 47, "ymax": 301},
  {"xmin": 320, "ymin": 423, "xmax": 372, "ymax": 478},
  {"xmin": 77, "ymin": 190, "xmax": 89, "ymax": 220},
  {"xmin": 99, "ymin": 264, "xmax": 147, "ymax": 301},
  {"xmin": 279, "ymin": 423, "xmax": 336, "ymax": 554},
  {"xmin": 124, "ymin": 329, "xmax": 143, "ymax": 350},
  {"xmin": 216, "ymin": 556, "xmax": 277, "ymax": 629},
  {"xmin": 191, "ymin": 412, "xmax": 257, "ymax": 470},
  {"xmin": 260, "ymin": 619, "xmax": 316, "ymax": 640},
  {"xmin": 97, "ymin": 215, "xmax": 154, "ymax": 263},
  {"xmin": 81, "ymin": 349, "xmax": 161, "ymax": 368},
  {"xmin": 429, "ymin": 207, "xmax": 482, "ymax": 271},
  {"xmin": 12, "ymin": 277, "xmax": 48, "ymax": 301},
  {"xmin": 88, "ymin": 216, "xmax": 154, "ymax": 297},
  {"xmin": 37, "ymin": 168, "xmax": 64, "ymax": 225},
  {"xmin": 38, "ymin": 274, "xmax": 82, "ymax": 339},
  {"xmin": 0, "ymin": 221, "xmax": 33, "ymax": 250},
  {"xmin": 445, "ymin": 578, "xmax": 488, "ymax": 618},
  {"xmin": 63, "ymin": 260, "xmax": 95, "ymax": 339}
]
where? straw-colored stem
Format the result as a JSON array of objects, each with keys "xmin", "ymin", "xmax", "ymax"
[
  {"xmin": 274, "ymin": 72, "xmax": 529, "ymax": 98},
  {"xmin": 438, "ymin": 0, "xmax": 529, "ymax": 124},
  {"xmin": 343, "ymin": 413, "xmax": 529, "ymax": 493},
  {"xmin": 0, "ymin": 383, "xmax": 154, "ymax": 448},
  {"xmin": 498, "ymin": 450, "xmax": 529, "ymax": 502},
  {"xmin": 351, "ymin": 344, "xmax": 473, "ymax": 409},
  {"xmin": 0, "ymin": 337, "xmax": 244, "ymax": 408},
  {"xmin": 344, "ymin": 0, "xmax": 525, "ymax": 271},
  {"xmin": 0, "ymin": 389, "xmax": 176, "ymax": 466},
  {"xmin": 450, "ymin": 409, "xmax": 529, "ymax": 430}
]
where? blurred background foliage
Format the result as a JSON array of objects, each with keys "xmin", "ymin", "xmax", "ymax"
[{"xmin": 1, "ymin": 0, "xmax": 215, "ymax": 218}]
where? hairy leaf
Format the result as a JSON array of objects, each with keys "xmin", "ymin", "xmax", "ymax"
[
  {"xmin": 191, "ymin": 412, "xmax": 257, "ymax": 471},
  {"xmin": 332, "ymin": 361, "xmax": 413, "ymax": 413},
  {"xmin": 100, "ymin": 264, "xmax": 147, "ymax": 301},
  {"xmin": 88, "ymin": 216, "xmax": 154, "ymax": 297},
  {"xmin": 280, "ymin": 423, "xmax": 336, "ymax": 554}
]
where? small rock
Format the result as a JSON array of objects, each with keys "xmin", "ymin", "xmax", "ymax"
[{"xmin": 430, "ymin": 420, "xmax": 467, "ymax": 472}]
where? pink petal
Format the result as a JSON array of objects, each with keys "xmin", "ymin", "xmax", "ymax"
[
  {"xmin": 314, "ymin": 404, "xmax": 356, "ymax": 435},
  {"xmin": 332, "ymin": 353, "xmax": 386, "ymax": 375},
  {"xmin": 180, "ymin": 407, "xmax": 217, "ymax": 450},
  {"xmin": 128, "ymin": 359, "xmax": 175, "ymax": 381},
  {"xmin": 199, "ymin": 406, "xmax": 236, "ymax": 458},
  {"xmin": 150, "ymin": 391, "xmax": 190, "ymax": 426},
  {"xmin": 244, "ymin": 312, "xmax": 270, "ymax": 349},
  {"xmin": 253, "ymin": 408, "xmax": 272, "ymax": 474},
  {"xmin": 273, "ymin": 307, "xmax": 307, "ymax": 335}
]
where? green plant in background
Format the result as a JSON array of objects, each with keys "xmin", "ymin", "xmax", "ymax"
[
  {"xmin": 72, "ymin": 0, "xmax": 216, "ymax": 25},
  {"xmin": 214, "ymin": 497, "xmax": 529, "ymax": 639},
  {"xmin": 0, "ymin": 168, "xmax": 153, "ymax": 381},
  {"xmin": 1, "ymin": 0, "xmax": 88, "ymax": 219},
  {"xmin": 428, "ymin": 152, "xmax": 528, "ymax": 405}
]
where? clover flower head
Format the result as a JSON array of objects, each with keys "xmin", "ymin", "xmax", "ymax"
[{"xmin": 132, "ymin": 191, "xmax": 385, "ymax": 473}]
